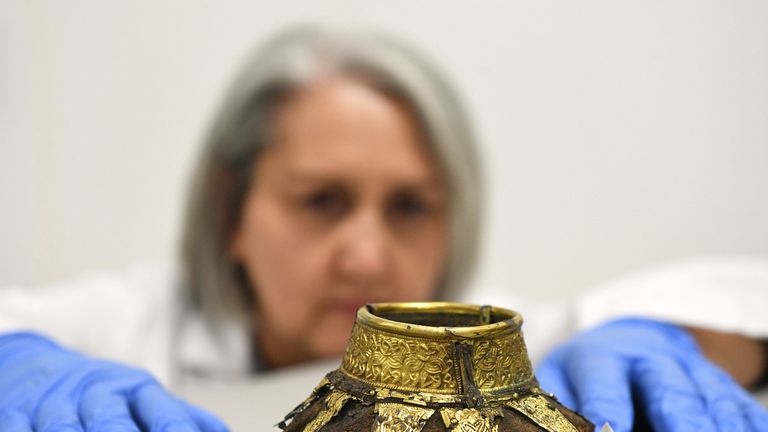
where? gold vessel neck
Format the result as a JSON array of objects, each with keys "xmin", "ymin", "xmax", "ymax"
[
  {"xmin": 341, "ymin": 302, "xmax": 535, "ymax": 396},
  {"xmin": 357, "ymin": 302, "xmax": 523, "ymax": 340}
]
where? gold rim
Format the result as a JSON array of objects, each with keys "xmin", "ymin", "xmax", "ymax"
[{"xmin": 357, "ymin": 302, "xmax": 523, "ymax": 340}]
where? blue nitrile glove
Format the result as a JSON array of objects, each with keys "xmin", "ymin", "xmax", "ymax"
[
  {"xmin": 536, "ymin": 319, "xmax": 768, "ymax": 432},
  {"xmin": 0, "ymin": 331, "xmax": 229, "ymax": 432}
]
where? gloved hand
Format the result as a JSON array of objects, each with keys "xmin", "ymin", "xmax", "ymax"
[
  {"xmin": 0, "ymin": 331, "xmax": 229, "ymax": 432},
  {"xmin": 536, "ymin": 319, "xmax": 768, "ymax": 432}
]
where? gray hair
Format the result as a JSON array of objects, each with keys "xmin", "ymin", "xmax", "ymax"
[{"xmin": 180, "ymin": 25, "xmax": 483, "ymax": 323}]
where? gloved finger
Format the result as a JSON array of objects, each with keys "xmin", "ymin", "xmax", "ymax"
[
  {"xmin": 80, "ymin": 382, "xmax": 141, "ymax": 432},
  {"xmin": 34, "ymin": 395, "xmax": 85, "ymax": 432},
  {"xmin": 739, "ymin": 392, "xmax": 768, "ymax": 432},
  {"xmin": 32, "ymin": 369, "xmax": 88, "ymax": 432},
  {"xmin": 0, "ymin": 409, "xmax": 33, "ymax": 432},
  {"xmin": 180, "ymin": 400, "xmax": 230, "ymax": 432},
  {"xmin": 684, "ymin": 354, "xmax": 749, "ymax": 432},
  {"xmin": 561, "ymin": 351, "xmax": 633, "ymax": 432},
  {"xmin": 717, "ymin": 371, "xmax": 768, "ymax": 432},
  {"xmin": 685, "ymin": 352, "xmax": 768, "ymax": 432},
  {"xmin": 535, "ymin": 353, "xmax": 577, "ymax": 411},
  {"xmin": 131, "ymin": 382, "xmax": 200, "ymax": 432},
  {"xmin": 631, "ymin": 354, "xmax": 716, "ymax": 432}
]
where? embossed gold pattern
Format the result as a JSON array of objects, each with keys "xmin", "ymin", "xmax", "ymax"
[
  {"xmin": 472, "ymin": 333, "xmax": 534, "ymax": 391},
  {"xmin": 302, "ymin": 390, "xmax": 352, "ymax": 432},
  {"xmin": 438, "ymin": 408, "xmax": 501, "ymax": 432},
  {"xmin": 506, "ymin": 395, "xmax": 580, "ymax": 432},
  {"xmin": 373, "ymin": 403, "xmax": 435, "ymax": 432},
  {"xmin": 341, "ymin": 324, "xmax": 458, "ymax": 393}
]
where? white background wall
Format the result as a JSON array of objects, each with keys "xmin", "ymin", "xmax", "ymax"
[{"xmin": 1, "ymin": 1, "xmax": 767, "ymax": 300}]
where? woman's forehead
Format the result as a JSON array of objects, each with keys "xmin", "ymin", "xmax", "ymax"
[
  {"xmin": 278, "ymin": 169, "xmax": 444, "ymax": 192},
  {"xmin": 274, "ymin": 77, "xmax": 421, "ymax": 144},
  {"xmin": 258, "ymin": 147, "xmax": 444, "ymax": 193},
  {"xmin": 259, "ymin": 77, "xmax": 442, "ymax": 186}
]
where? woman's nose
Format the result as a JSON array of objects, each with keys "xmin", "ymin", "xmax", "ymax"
[{"xmin": 333, "ymin": 211, "xmax": 392, "ymax": 285}]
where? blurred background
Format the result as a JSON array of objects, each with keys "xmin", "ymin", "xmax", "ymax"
[{"xmin": 1, "ymin": 0, "xmax": 767, "ymax": 301}]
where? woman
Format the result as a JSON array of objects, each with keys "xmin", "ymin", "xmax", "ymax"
[
  {"xmin": 0, "ymin": 26, "xmax": 765, "ymax": 432},
  {"xmin": 179, "ymin": 26, "xmax": 480, "ymax": 371}
]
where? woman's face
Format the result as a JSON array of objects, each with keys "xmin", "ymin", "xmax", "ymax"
[{"xmin": 230, "ymin": 76, "xmax": 449, "ymax": 368}]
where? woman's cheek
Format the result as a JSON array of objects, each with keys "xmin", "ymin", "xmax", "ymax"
[
  {"xmin": 307, "ymin": 310, "xmax": 357, "ymax": 357},
  {"xmin": 251, "ymin": 238, "xmax": 321, "ymax": 336}
]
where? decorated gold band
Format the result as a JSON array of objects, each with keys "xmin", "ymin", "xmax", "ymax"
[{"xmin": 340, "ymin": 304, "xmax": 535, "ymax": 395}]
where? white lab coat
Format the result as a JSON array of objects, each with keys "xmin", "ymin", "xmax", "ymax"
[{"xmin": 1, "ymin": 257, "xmax": 767, "ymax": 429}]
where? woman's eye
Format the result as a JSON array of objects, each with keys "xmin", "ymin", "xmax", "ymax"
[
  {"xmin": 304, "ymin": 191, "xmax": 344, "ymax": 213},
  {"xmin": 390, "ymin": 195, "xmax": 430, "ymax": 219}
]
